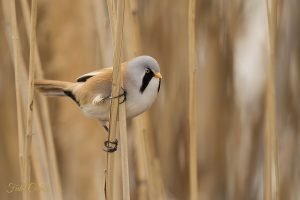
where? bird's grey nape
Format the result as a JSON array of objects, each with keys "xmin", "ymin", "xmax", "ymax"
[{"xmin": 130, "ymin": 55, "xmax": 160, "ymax": 72}]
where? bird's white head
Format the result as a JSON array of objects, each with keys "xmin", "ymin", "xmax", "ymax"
[{"xmin": 127, "ymin": 55, "xmax": 162, "ymax": 94}]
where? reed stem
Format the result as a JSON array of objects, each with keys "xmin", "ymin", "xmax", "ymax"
[
  {"xmin": 24, "ymin": 0, "xmax": 38, "ymax": 199},
  {"xmin": 265, "ymin": 0, "xmax": 279, "ymax": 199},
  {"xmin": 107, "ymin": 0, "xmax": 117, "ymax": 47},
  {"xmin": 105, "ymin": 0, "xmax": 130, "ymax": 199},
  {"xmin": 20, "ymin": 0, "xmax": 63, "ymax": 198},
  {"xmin": 126, "ymin": 0, "xmax": 166, "ymax": 198},
  {"xmin": 188, "ymin": 0, "xmax": 198, "ymax": 199},
  {"xmin": 11, "ymin": 0, "xmax": 25, "ymax": 183}
]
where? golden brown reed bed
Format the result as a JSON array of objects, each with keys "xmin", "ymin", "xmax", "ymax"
[{"xmin": 1, "ymin": 0, "xmax": 300, "ymax": 200}]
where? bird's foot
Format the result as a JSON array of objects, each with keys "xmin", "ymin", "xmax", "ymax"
[
  {"xmin": 103, "ymin": 139, "xmax": 118, "ymax": 153},
  {"xmin": 106, "ymin": 87, "xmax": 127, "ymax": 104}
]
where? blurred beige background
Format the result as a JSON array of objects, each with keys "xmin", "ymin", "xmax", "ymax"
[{"xmin": 1, "ymin": 0, "xmax": 300, "ymax": 200}]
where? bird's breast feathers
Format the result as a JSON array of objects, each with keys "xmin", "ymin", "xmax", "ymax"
[
  {"xmin": 125, "ymin": 77, "xmax": 160, "ymax": 118},
  {"xmin": 80, "ymin": 77, "xmax": 160, "ymax": 120}
]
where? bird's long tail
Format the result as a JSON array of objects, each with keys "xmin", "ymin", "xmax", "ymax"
[{"xmin": 34, "ymin": 80, "xmax": 76, "ymax": 96}]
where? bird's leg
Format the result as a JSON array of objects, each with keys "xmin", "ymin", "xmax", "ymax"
[
  {"xmin": 118, "ymin": 88, "xmax": 127, "ymax": 104},
  {"xmin": 103, "ymin": 124, "xmax": 109, "ymax": 132},
  {"xmin": 102, "ymin": 124, "xmax": 118, "ymax": 153},
  {"xmin": 102, "ymin": 87, "xmax": 127, "ymax": 104},
  {"xmin": 101, "ymin": 87, "xmax": 126, "ymax": 152},
  {"xmin": 103, "ymin": 139, "xmax": 118, "ymax": 153}
]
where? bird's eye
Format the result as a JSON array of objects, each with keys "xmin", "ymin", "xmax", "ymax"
[{"xmin": 145, "ymin": 68, "xmax": 150, "ymax": 73}]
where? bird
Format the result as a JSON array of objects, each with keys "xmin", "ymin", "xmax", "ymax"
[{"xmin": 35, "ymin": 55, "xmax": 162, "ymax": 152}]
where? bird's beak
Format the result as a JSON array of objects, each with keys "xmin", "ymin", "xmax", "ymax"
[{"xmin": 154, "ymin": 72, "xmax": 162, "ymax": 79}]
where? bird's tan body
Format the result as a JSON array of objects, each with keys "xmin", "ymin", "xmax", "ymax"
[{"xmin": 35, "ymin": 61, "xmax": 161, "ymax": 123}]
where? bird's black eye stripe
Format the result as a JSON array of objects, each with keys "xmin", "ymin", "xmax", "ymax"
[
  {"xmin": 140, "ymin": 69, "xmax": 154, "ymax": 93},
  {"xmin": 157, "ymin": 79, "xmax": 161, "ymax": 93}
]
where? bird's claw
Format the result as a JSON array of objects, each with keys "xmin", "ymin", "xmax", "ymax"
[
  {"xmin": 108, "ymin": 88, "xmax": 127, "ymax": 104},
  {"xmin": 93, "ymin": 87, "xmax": 126, "ymax": 105},
  {"xmin": 118, "ymin": 90, "xmax": 127, "ymax": 104},
  {"xmin": 103, "ymin": 139, "xmax": 118, "ymax": 153}
]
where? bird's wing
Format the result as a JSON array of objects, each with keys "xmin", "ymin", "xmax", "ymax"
[
  {"xmin": 76, "ymin": 70, "xmax": 101, "ymax": 82},
  {"xmin": 74, "ymin": 67, "xmax": 113, "ymax": 105},
  {"xmin": 74, "ymin": 63, "xmax": 128, "ymax": 105},
  {"xmin": 76, "ymin": 62, "xmax": 128, "ymax": 82}
]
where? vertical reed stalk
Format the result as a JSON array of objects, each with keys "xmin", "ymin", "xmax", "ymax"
[
  {"xmin": 3, "ymin": 1, "xmax": 53, "ymax": 199},
  {"xmin": 126, "ymin": 0, "xmax": 165, "ymax": 198},
  {"xmin": 20, "ymin": 0, "xmax": 63, "ymax": 198},
  {"xmin": 265, "ymin": 0, "xmax": 279, "ymax": 199},
  {"xmin": 107, "ymin": 0, "xmax": 117, "ymax": 46},
  {"xmin": 104, "ymin": 1, "xmax": 117, "ymax": 198},
  {"xmin": 20, "ymin": 0, "xmax": 42, "ymax": 77},
  {"xmin": 133, "ymin": 119, "xmax": 149, "ymax": 199},
  {"xmin": 188, "ymin": 0, "xmax": 198, "ymax": 200},
  {"xmin": 93, "ymin": 0, "xmax": 108, "ymax": 67},
  {"xmin": 24, "ymin": 0, "xmax": 37, "ymax": 199},
  {"xmin": 119, "ymin": 82, "xmax": 130, "ymax": 200},
  {"xmin": 125, "ymin": 1, "xmax": 148, "ymax": 199},
  {"xmin": 105, "ymin": 0, "xmax": 130, "ymax": 199},
  {"xmin": 126, "ymin": 0, "xmax": 141, "ymax": 56},
  {"xmin": 11, "ymin": 0, "xmax": 25, "ymax": 182}
]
